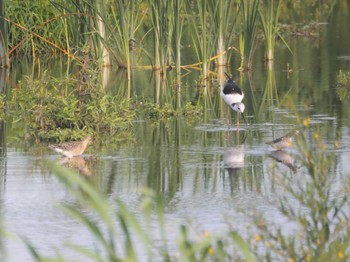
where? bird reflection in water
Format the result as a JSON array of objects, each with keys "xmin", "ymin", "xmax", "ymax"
[
  {"xmin": 268, "ymin": 150, "xmax": 299, "ymax": 173},
  {"xmin": 56, "ymin": 156, "xmax": 93, "ymax": 176},
  {"xmin": 223, "ymin": 145, "xmax": 245, "ymax": 176},
  {"xmin": 223, "ymin": 131, "xmax": 247, "ymax": 176}
]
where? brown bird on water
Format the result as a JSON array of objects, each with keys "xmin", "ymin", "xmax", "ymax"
[
  {"xmin": 266, "ymin": 129, "xmax": 300, "ymax": 151},
  {"xmin": 49, "ymin": 136, "xmax": 92, "ymax": 158}
]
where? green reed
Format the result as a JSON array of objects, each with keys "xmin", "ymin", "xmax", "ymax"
[
  {"xmin": 0, "ymin": 0, "xmax": 8, "ymax": 67},
  {"xmin": 239, "ymin": 0, "xmax": 260, "ymax": 70},
  {"xmin": 6, "ymin": 0, "xmax": 64, "ymax": 56},
  {"xmin": 148, "ymin": 0, "xmax": 175, "ymax": 75},
  {"xmin": 6, "ymin": 0, "xmax": 336, "ymax": 74},
  {"xmin": 109, "ymin": 0, "xmax": 147, "ymax": 80},
  {"xmin": 186, "ymin": 0, "xmax": 216, "ymax": 81},
  {"xmin": 208, "ymin": 0, "xmax": 237, "ymax": 68},
  {"xmin": 173, "ymin": 0, "xmax": 185, "ymax": 78},
  {"xmin": 259, "ymin": 0, "xmax": 289, "ymax": 61}
]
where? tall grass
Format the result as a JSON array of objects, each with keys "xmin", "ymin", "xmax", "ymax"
[
  {"xmin": 186, "ymin": 0, "xmax": 216, "ymax": 81},
  {"xmin": 109, "ymin": 0, "xmax": 147, "ymax": 81},
  {"xmin": 148, "ymin": 0, "xmax": 174, "ymax": 75},
  {"xmin": 239, "ymin": 0, "xmax": 260, "ymax": 70},
  {"xmin": 259, "ymin": 0, "xmax": 289, "ymax": 61},
  {"xmin": 0, "ymin": 0, "xmax": 9, "ymax": 67},
  {"xmin": 173, "ymin": 0, "xmax": 185, "ymax": 79},
  {"xmin": 6, "ymin": 0, "xmax": 332, "ymax": 74},
  {"xmin": 208, "ymin": 0, "xmax": 237, "ymax": 68}
]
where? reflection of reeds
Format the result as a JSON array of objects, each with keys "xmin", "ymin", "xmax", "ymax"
[{"xmin": 257, "ymin": 63, "xmax": 278, "ymax": 121}]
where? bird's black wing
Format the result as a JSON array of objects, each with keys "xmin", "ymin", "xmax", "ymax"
[{"xmin": 222, "ymin": 82, "xmax": 243, "ymax": 96}]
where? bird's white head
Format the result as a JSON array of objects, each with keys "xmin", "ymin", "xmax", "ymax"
[{"xmin": 230, "ymin": 102, "xmax": 245, "ymax": 113}]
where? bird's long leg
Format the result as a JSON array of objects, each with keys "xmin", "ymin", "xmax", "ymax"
[{"xmin": 226, "ymin": 108, "xmax": 231, "ymax": 129}]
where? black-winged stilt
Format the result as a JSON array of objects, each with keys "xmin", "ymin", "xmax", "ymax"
[{"xmin": 221, "ymin": 72, "xmax": 245, "ymax": 128}]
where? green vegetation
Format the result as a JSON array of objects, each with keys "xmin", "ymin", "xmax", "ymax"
[
  {"xmin": 336, "ymin": 70, "xmax": 350, "ymax": 100},
  {"xmin": 4, "ymin": 0, "xmax": 336, "ymax": 76},
  {"xmin": 0, "ymin": 94, "xmax": 5, "ymax": 120},
  {"xmin": 239, "ymin": 0, "xmax": 259, "ymax": 70},
  {"xmin": 5, "ymin": 69, "xmax": 202, "ymax": 142},
  {"xmin": 8, "ymin": 71, "xmax": 135, "ymax": 142}
]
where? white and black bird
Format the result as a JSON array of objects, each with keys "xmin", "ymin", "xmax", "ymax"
[{"xmin": 221, "ymin": 72, "xmax": 245, "ymax": 128}]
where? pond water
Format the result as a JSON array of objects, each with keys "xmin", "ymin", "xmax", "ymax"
[{"xmin": 2, "ymin": 4, "xmax": 350, "ymax": 262}]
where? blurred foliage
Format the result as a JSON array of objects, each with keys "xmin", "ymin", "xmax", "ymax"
[
  {"xmin": 0, "ymin": 94, "xmax": 5, "ymax": 120},
  {"xmin": 336, "ymin": 70, "xmax": 350, "ymax": 100}
]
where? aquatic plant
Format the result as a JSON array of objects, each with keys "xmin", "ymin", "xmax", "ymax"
[
  {"xmin": 140, "ymin": 101, "xmax": 202, "ymax": 120},
  {"xmin": 208, "ymin": 0, "xmax": 237, "ymax": 68},
  {"xmin": 259, "ymin": 0, "xmax": 291, "ymax": 61},
  {"xmin": 239, "ymin": 0, "xmax": 260, "ymax": 70},
  {"xmin": 147, "ymin": 0, "xmax": 175, "ymax": 75},
  {"xmin": 173, "ymin": 0, "xmax": 186, "ymax": 78},
  {"xmin": 6, "ymin": 0, "xmax": 60, "ymax": 56},
  {"xmin": 108, "ymin": 0, "xmax": 147, "ymax": 79},
  {"xmin": 4, "ymin": 0, "xmax": 337, "ymax": 77},
  {"xmin": 0, "ymin": 94, "xmax": 5, "ymax": 120},
  {"xmin": 8, "ymin": 71, "xmax": 135, "ymax": 141},
  {"xmin": 185, "ymin": 0, "xmax": 216, "ymax": 81}
]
